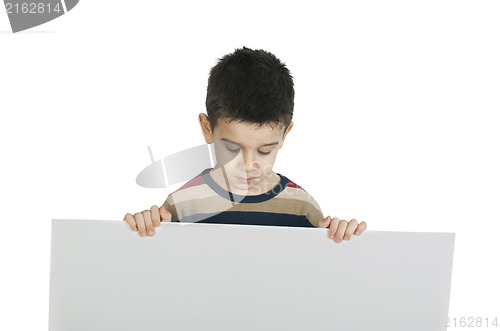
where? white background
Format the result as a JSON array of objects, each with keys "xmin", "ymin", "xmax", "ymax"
[{"xmin": 1, "ymin": 0, "xmax": 499, "ymax": 329}]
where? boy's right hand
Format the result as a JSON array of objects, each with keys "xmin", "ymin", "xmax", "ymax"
[{"xmin": 123, "ymin": 205, "xmax": 172, "ymax": 237}]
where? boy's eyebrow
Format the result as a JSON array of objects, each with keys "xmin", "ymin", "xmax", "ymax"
[{"xmin": 220, "ymin": 138, "xmax": 279, "ymax": 147}]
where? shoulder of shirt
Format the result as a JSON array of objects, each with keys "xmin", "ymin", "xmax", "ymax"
[
  {"xmin": 279, "ymin": 176, "xmax": 322, "ymax": 212},
  {"xmin": 171, "ymin": 171, "xmax": 207, "ymax": 194},
  {"xmin": 164, "ymin": 170, "xmax": 214, "ymax": 205},
  {"xmin": 284, "ymin": 177, "xmax": 306, "ymax": 191}
]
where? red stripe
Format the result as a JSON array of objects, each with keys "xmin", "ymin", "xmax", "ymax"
[
  {"xmin": 287, "ymin": 179, "xmax": 306, "ymax": 192},
  {"xmin": 170, "ymin": 173, "xmax": 206, "ymax": 194}
]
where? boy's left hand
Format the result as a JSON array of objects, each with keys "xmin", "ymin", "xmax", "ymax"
[{"xmin": 318, "ymin": 216, "xmax": 367, "ymax": 243}]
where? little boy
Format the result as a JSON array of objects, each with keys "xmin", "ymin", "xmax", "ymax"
[{"xmin": 123, "ymin": 47, "xmax": 367, "ymax": 243}]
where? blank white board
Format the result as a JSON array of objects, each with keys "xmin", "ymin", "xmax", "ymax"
[{"xmin": 49, "ymin": 219, "xmax": 455, "ymax": 331}]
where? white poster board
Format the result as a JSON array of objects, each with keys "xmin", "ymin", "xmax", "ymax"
[{"xmin": 49, "ymin": 219, "xmax": 455, "ymax": 331}]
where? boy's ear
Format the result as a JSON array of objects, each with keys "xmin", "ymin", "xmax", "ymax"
[
  {"xmin": 279, "ymin": 121, "xmax": 294, "ymax": 149},
  {"xmin": 198, "ymin": 113, "xmax": 214, "ymax": 144}
]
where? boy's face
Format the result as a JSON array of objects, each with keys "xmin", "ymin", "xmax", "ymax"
[{"xmin": 198, "ymin": 113, "xmax": 293, "ymax": 195}]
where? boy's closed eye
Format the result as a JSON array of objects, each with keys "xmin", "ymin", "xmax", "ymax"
[{"xmin": 226, "ymin": 147, "xmax": 271, "ymax": 155}]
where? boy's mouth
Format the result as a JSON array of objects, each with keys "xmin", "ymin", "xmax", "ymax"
[{"xmin": 236, "ymin": 176, "xmax": 256, "ymax": 184}]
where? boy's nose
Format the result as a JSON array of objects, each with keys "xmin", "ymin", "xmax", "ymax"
[{"xmin": 240, "ymin": 151, "xmax": 258, "ymax": 172}]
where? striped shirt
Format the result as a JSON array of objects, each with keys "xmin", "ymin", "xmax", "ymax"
[{"xmin": 162, "ymin": 168, "xmax": 324, "ymax": 228}]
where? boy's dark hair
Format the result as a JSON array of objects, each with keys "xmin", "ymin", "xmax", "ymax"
[{"xmin": 206, "ymin": 47, "xmax": 294, "ymax": 136}]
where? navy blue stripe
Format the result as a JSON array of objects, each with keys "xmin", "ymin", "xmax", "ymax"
[{"xmin": 180, "ymin": 211, "xmax": 314, "ymax": 228}]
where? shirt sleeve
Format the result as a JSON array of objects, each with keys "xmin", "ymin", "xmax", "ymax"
[
  {"xmin": 162, "ymin": 194, "xmax": 180, "ymax": 222},
  {"xmin": 304, "ymin": 192, "xmax": 325, "ymax": 227}
]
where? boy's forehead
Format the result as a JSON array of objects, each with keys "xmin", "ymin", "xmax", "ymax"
[{"xmin": 214, "ymin": 119, "xmax": 284, "ymax": 143}]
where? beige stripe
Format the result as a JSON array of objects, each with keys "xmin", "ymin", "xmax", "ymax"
[
  {"xmin": 277, "ymin": 186, "xmax": 323, "ymax": 211},
  {"xmin": 171, "ymin": 196, "xmax": 235, "ymax": 220},
  {"xmin": 169, "ymin": 183, "xmax": 219, "ymax": 203}
]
